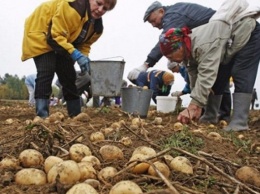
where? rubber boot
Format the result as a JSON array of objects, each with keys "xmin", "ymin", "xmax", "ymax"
[
  {"xmin": 224, "ymin": 93, "xmax": 252, "ymax": 132},
  {"xmin": 66, "ymin": 99, "xmax": 81, "ymax": 117},
  {"xmin": 36, "ymin": 99, "xmax": 49, "ymax": 118},
  {"xmin": 199, "ymin": 94, "xmax": 223, "ymax": 124},
  {"xmin": 219, "ymin": 92, "xmax": 232, "ymax": 122},
  {"xmin": 93, "ymin": 96, "xmax": 100, "ymax": 108}
]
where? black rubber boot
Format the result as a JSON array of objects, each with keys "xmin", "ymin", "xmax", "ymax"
[
  {"xmin": 36, "ymin": 99, "xmax": 49, "ymax": 118},
  {"xmin": 199, "ymin": 93, "xmax": 223, "ymax": 124},
  {"xmin": 66, "ymin": 99, "xmax": 81, "ymax": 117}
]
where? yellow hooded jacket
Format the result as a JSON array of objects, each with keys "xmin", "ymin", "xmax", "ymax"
[{"xmin": 21, "ymin": 0, "xmax": 103, "ymax": 61}]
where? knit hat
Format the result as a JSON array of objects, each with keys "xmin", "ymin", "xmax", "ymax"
[
  {"xmin": 143, "ymin": 1, "xmax": 163, "ymax": 22},
  {"xmin": 162, "ymin": 72, "xmax": 174, "ymax": 85},
  {"xmin": 159, "ymin": 27, "xmax": 192, "ymax": 57}
]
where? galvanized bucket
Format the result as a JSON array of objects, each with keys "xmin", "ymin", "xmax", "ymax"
[
  {"xmin": 121, "ymin": 87, "xmax": 153, "ymax": 118},
  {"xmin": 90, "ymin": 60, "xmax": 125, "ymax": 97}
]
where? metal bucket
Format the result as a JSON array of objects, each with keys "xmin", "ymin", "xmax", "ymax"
[
  {"xmin": 90, "ymin": 60, "xmax": 125, "ymax": 97},
  {"xmin": 121, "ymin": 87, "xmax": 153, "ymax": 118}
]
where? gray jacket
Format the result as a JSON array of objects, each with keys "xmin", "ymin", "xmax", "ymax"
[{"xmin": 146, "ymin": 3, "xmax": 215, "ymax": 67}]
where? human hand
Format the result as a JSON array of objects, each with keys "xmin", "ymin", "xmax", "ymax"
[
  {"xmin": 71, "ymin": 49, "xmax": 90, "ymax": 73},
  {"xmin": 127, "ymin": 63, "xmax": 148, "ymax": 80},
  {"xmin": 171, "ymin": 91, "xmax": 182, "ymax": 97},
  {"xmin": 177, "ymin": 103, "xmax": 202, "ymax": 124}
]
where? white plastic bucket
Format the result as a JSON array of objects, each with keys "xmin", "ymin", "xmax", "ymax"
[{"xmin": 156, "ymin": 96, "xmax": 178, "ymax": 113}]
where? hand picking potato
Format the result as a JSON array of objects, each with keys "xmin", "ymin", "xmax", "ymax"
[
  {"xmin": 44, "ymin": 156, "xmax": 63, "ymax": 173},
  {"xmin": 109, "ymin": 180, "xmax": 143, "ymax": 194},
  {"xmin": 47, "ymin": 160, "xmax": 81, "ymax": 184},
  {"xmin": 69, "ymin": 143, "xmax": 92, "ymax": 162},
  {"xmin": 66, "ymin": 182, "xmax": 98, "ymax": 194},
  {"xmin": 99, "ymin": 145, "xmax": 124, "ymax": 161},
  {"xmin": 19, "ymin": 149, "xmax": 44, "ymax": 168},
  {"xmin": 15, "ymin": 168, "xmax": 46, "ymax": 185}
]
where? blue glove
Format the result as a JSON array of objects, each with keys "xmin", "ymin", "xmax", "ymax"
[{"xmin": 71, "ymin": 49, "xmax": 90, "ymax": 73}]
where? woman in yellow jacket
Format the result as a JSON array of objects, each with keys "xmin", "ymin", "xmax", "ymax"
[{"xmin": 21, "ymin": 0, "xmax": 117, "ymax": 118}]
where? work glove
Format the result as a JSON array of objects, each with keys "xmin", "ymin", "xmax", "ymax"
[
  {"xmin": 171, "ymin": 91, "xmax": 182, "ymax": 97},
  {"xmin": 127, "ymin": 63, "xmax": 148, "ymax": 80},
  {"xmin": 71, "ymin": 49, "xmax": 90, "ymax": 73}
]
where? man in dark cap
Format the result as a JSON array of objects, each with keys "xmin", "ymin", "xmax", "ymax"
[{"xmin": 127, "ymin": 1, "xmax": 215, "ymax": 80}]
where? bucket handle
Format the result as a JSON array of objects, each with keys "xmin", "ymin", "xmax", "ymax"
[{"xmin": 96, "ymin": 56, "xmax": 125, "ymax": 62}]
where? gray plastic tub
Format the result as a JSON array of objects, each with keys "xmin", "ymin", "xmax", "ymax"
[
  {"xmin": 90, "ymin": 60, "xmax": 125, "ymax": 97},
  {"xmin": 121, "ymin": 87, "xmax": 153, "ymax": 118}
]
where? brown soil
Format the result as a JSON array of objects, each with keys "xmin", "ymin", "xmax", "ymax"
[{"xmin": 0, "ymin": 100, "xmax": 259, "ymax": 194}]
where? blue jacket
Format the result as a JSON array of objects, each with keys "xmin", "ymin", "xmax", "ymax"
[
  {"xmin": 136, "ymin": 70, "xmax": 172, "ymax": 103},
  {"xmin": 179, "ymin": 66, "xmax": 191, "ymax": 95},
  {"xmin": 146, "ymin": 3, "xmax": 215, "ymax": 67}
]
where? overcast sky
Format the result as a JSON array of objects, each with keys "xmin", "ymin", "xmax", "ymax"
[{"xmin": 0, "ymin": 0, "xmax": 259, "ymax": 106}]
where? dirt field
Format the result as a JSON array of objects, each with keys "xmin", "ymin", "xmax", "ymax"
[{"xmin": 0, "ymin": 100, "xmax": 259, "ymax": 194}]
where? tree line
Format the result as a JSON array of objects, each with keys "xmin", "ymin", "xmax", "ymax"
[{"xmin": 0, "ymin": 74, "xmax": 58, "ymax": 100}]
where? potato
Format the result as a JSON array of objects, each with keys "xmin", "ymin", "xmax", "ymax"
[
  {"xmin": 129, "ymin": 154, "xmax": 150, "ymax": 174},
  {"xmin": 32, "ymin": 116, "xmax": 43, "ymax": 124},
  {"xmin": 170, "ymin": 156, "xmax": 193, "ymax": 174},
  {"xmin": 148, "ymin": 161, "xmax": 170, "ymax": 178},
  {"xmin": 99, "ymin": 145, "xmax": 124, "ymax": 161},
  {"xmin": 207, "ymin": 132, "xmax": 222, "ymax": 142},
  {"xmin": 109, "ymin": 180, "xmax": 143, "ymax": 194},
  {"xmin": 44, "ymin": 156, "xmax": 63, "ymax": 173},
  {"xmin": 66, "ymin": 182, "xmax": 98, "ymax": 194},
  {"xmin": 15, "ymin": 168, "xmax": 46, "ymax": 185},
  {"xmin": 90, "ymin": 131, "xmax": 105, "ymax": 142},
  {"xmin": 98, "ymin": 166, "xmax": 117, "ymax": 181},
  {"xmin": 81, "ymin": 155, "xmax": 101, "ymax": 168},
  {"xmin": 101, "ymin": 127, "xmax": 115, "ymax": 136},
  {"xmin": 48, "ymin": 112, "xmax": 64, "ymax": 123},
  {"xmin": 69, "ymin": 143, "xmax": 92, "ymax": 162},
  {"xmin": 119, "ymin": 136, "xmax": 132, "ymax": 146},
  {"xmin": 19, "ymin": 149, "xmax": 44, "ymax": 168},
  {"xmin": 173, "ymin": 122, "xmax": 183, "ymax": 131},
  {"xmin": 78, "ymin": 161, "xmax": 97, "ymax": 181},
  {"xmin": 219, "ymin": 120, "xmax": 227, "ymax": 128},
  {"xmin": 163, "ymin": 154, "xmax": 174, "ymax": 166},
  {"xmin": 110, "ymin": 122, "xmax": 121, "ymax": 130},
  {"xmin": 73, "ymin": 113, "xmax": 91, "ymax": 122},
  {"xmin": 131, "ymin": 118, "xmax": 142, "ymax": 127},
  {"xmin": 84, "ymin": 179, "xmax": 101, "ymax": 189},
  {"xmin": 47, "ymin": 160, "xmax": 81, "ymax": 184},
  {"xmin": 153, "ymin": 117, "xmax": 162, "ymax": 125},
  {"xmin": 132, "ymin": 146, "xmax": 156, "ymax": 157},
  {"xmin": 0, "ymin": 156, "xmax": 20, "ymax": 170},
  {"xmin": 235, "ymin": 166, "xmax": 260, "ymax": 187}
]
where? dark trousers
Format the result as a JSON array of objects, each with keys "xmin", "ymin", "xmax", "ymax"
[
  {"xmin": 33, "ymin": 52, "xmax": 79, "ymax": 101},
  {"xmin": 212, "ymin": 22, "xmax": 260, "ymax": 95},
  {"xmin": 219, "ymin": 83, "xmax": 231, "ymax": 121}
]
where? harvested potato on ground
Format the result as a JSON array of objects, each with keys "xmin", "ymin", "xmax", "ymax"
[
  {"xmin": 109, "ymin": 180, "xmax": 143, "ymax": 194},
  {"xmin": 148, "ymin": 161, "xmax": 170, "ymax": 178},
  {"xmin": 153, "ymin": 117, "xmax": 162, "ymax": 125},
  {"xmin": 0, "ymin": 156, "xmax": 20, "ymax": 170},
  {"xmin": 69, "ymin": 143, "xmax": 92, "ymax": 162},
  {"xmin": 19, "ymin": 149, "xmax": 44, "ymax": 168},
  {"xmin": 129, "ymin": 154, "xmax": 150, "ymax": 174},
  {"xmin": 170, "ymin": 156, "xmax": 193, "ymax": 175},
  {"xmin": 119, "ymin": 136, "xmax": 132, "ymax": 146},
  {"xmin": 98, "ymin": 166, "xmax": 118, "ymax": 181},
  {"xmin": 163, "ymin": 154, "xmax": 174, "ymax": 166},
  {"xmin": 101, "ymin": 127, "xmax": 115, "ymax": 136},
  {"xmin": 66, "ymin": 182, "xmax": 98, "ymax": 194},
  {"xmin": 47, "ymin": 160, "xmax": 81, "ymax": 184},
  {"xmin": 219, "ymin": 120, "xmax": 227, "ymax": 128},
  {"xmin": 132, "ymin": 146, "xmax": 156, "ymax": 157},
  {"xmin": 131, "ymin": 118, "xmax": 142, "ymax": 127},
  {"xmin": 48, "ymin": 112, "xmax": 64, "ymax": 122},
  {"xmin": 235, "ymin": 166, "xmax": 260, "ymax": 187},
  {"xmin": 90, "ymin": 131, "xmax": 105, "ymax": 142},
  {"xmin": 15, "ymin": 168, "xmax": 46, "ymax": 185},
  {"xmin": 81, "ymin": 155, "xmax": 101, "ymax": 168},
  {"xmin": 44, "ymin": 156, "xmax": 63, "ymax": 173},
  {"xmin": 207, "ymin": 132, "xmax": 222, "ymax": 142},
  {"xmin": 73, "ymin": 112, "xmax": 91, "ymax": 122},
  {"xmin": 78, "ymin": 161, "xmax": 97, "ymax": 181},
  {"xmin": 84, "ymin": 179, "xmax": 101, "ymax": 190},
  {"xmin": 99, "ymin": 145, "xmax": 123, "ymax": 161},
  {"xmin": 173, "ymin": 122, "xmax": 183, "ymax": 131},
  {"xmin": 110, "ymin": 122, "xmax": 121, "ymax": 130}
]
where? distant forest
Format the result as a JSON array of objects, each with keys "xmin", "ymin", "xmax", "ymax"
[{"xmin": 0, "ymin": 74, "xmax": 58, "ymax": 100}]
